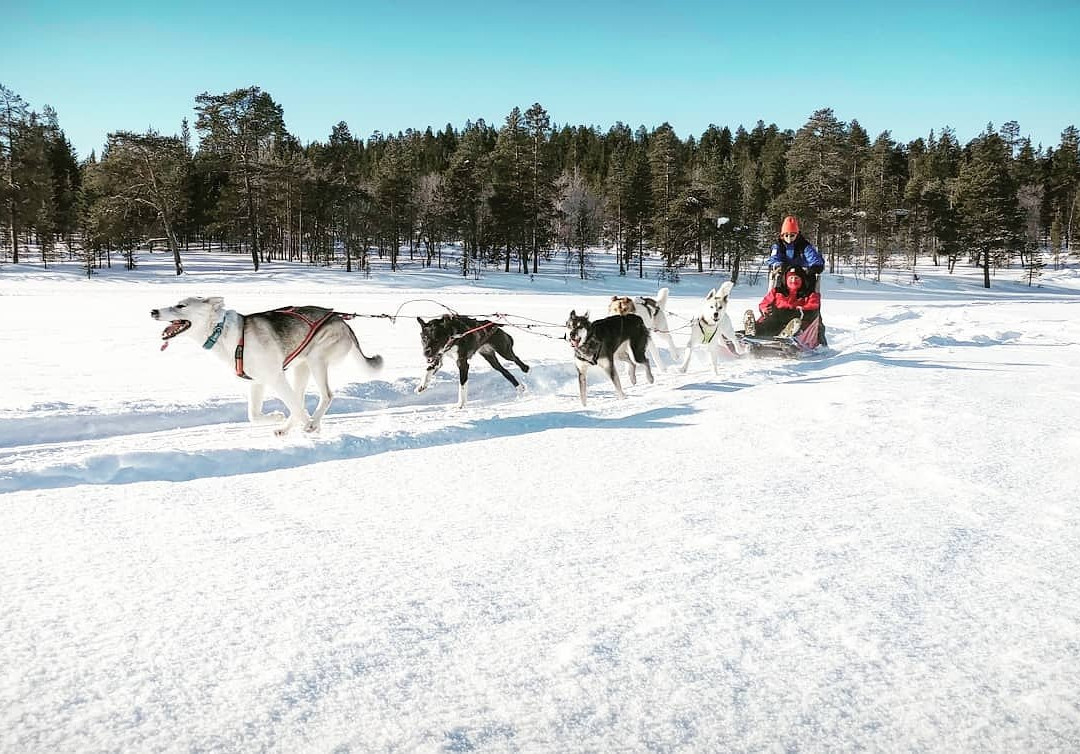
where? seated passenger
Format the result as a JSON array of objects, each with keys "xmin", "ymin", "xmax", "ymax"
[{"xmin": 744, "ymin": 267, "xmax": 820, "ymax": 339}]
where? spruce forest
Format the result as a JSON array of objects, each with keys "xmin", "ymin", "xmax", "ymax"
[{"xmin": 1, "ymin": 83, "xmax": 1077, "ymax": 287}]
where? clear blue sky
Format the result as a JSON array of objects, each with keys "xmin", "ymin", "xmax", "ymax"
[{"xmin": 5, "ymin": 0, "xmax": 1078, "ymax": 160}]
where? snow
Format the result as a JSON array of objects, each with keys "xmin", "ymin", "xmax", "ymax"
[{"xmin": 2, "ymin": 248, "xmax": 1079, "ymax": 752}]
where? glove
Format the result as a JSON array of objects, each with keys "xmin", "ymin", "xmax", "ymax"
[{"xmin": 764, "ymin": 303, "xmax": 777, "ymax": 316}]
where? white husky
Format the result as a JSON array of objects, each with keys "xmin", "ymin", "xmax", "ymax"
[
  {"xmin": 678, "ymin": 281, "xmax": 747, "ymax": 374},
  {"xmin": 607, "ymin": 287, "xmax": 680, "ymax": 368},
  {"xmin": 151, "ymin": 296, "xmax": 382, "ymax": 435}
]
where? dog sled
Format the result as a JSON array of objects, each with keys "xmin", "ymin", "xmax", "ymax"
[{"xmin": 736, "ymin": 315, "xmax": 828, "ymax": 358}]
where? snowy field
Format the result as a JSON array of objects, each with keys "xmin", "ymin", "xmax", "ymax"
[{"xmin": 1, "ymin": 247, "xmax": 1079, "ymax": 752}]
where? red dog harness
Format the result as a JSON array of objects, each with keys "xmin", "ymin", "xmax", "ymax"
[{"xmin": 234, "ymin": 307, "xmax": 339, "ymax": 380}]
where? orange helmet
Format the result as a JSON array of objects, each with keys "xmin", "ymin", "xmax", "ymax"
[{"xmin": 780, "ymin": 216, "xmax": 799, "ymax": 236}]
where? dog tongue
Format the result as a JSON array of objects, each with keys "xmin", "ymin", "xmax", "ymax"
[{"xmin": 161, "ymin": 340, "xmax": 170, "ymax": 352}]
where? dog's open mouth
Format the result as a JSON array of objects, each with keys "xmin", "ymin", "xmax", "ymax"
[{"xmin": 161, "ymin": 320, "xmax": 191, "ymax": 340}]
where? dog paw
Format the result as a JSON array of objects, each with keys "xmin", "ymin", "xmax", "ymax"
[
  {"xmin": 516, "ymin": 384, "xmax": 526, "ymax": 394},
  {"xmin": 303, "ymin": 421, "xmax": 321, "ymax": 433},
  {"xmin": 415, "ymin": 384, "xmax": 427, "ymax": 394}
]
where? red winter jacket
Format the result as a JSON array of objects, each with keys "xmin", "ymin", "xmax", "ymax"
[{"xmin": 758, "ymin": 286, "xmax": 820, "ymax": 314}]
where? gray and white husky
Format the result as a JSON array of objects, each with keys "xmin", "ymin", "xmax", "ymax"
[
  {"xmin": 151, "ymin": 296, "xmax": 382, "ymax": 435},
  {"xmin": 678, "ymin": 281, "xmax": 747, "ymax": 374},
  {"xmin": 565, "ymin": 311, "xmax": 654, "ymax": 406}
]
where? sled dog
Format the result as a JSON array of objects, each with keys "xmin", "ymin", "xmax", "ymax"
[
  {"xmin": 565, "ymin": 311, "xmax": 654, "ymax": 406},
  {"xmin": 151, "ymin": 296, "xmax": 382, "ymax": 435},
  {"xmin": 678, "ymin": 281, "xmax": 747, "ymax": 374},
  {"xmin": 607, "ymin": 287, "xmax": 679, "ymax": 367},
  {"xmin": 415, "ymin": 315, "xmax": 530, "ymax": 408}
]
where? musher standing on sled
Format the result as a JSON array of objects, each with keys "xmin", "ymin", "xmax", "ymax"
[{"xmin": 767, "ymin": 215, "xmax": 824, "ymax": 276}]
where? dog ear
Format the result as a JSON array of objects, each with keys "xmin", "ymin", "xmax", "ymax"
[
  {"xmin": 416, "ymin": 317, "xmax": 426, "ymax": 325},
  {"xmin": 569, "ymin": 309, "xmax": 576, "ymax": 318},
  {"xmin": 208, "ymin": 296, "xmax": 224, "ymax": 308},
  {"xmin": 706, "ymin": 289, "xmax": 715, "ymax": 299}
]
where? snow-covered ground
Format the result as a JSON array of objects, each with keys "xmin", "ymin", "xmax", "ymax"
[{"xmin": 2, "ymin": 247, "xmax": 1079, "ymax": 752}]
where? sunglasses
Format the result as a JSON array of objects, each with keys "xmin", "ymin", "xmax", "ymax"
[{"xmin": 782, "ymin": 232, "xmax": 797, "ymax": 239}]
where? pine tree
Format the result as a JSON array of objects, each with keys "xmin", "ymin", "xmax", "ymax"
[
  {"xmin": 1048, "ymin": 126, "xmax": 1078, "ymax": 256},
  {"xmin": 954, "ymin": 128, "xmax": 1023, "ymax": 287},
  {"xmin": 438, "ymin": 123, "xmax": 492, "ymax": 277},
  {"xmin": 847, "ymin": 120, "xmax": 871, "ymax": 269},
  {"xmin": 624, "ymin": 146, "xmax": 653, "ymax": 278},
  {"xmin": 859, "ymin": 131, "xmax": 906, "ymax": 279},
  {"xmin": 1050, "ymin": 213, "xmax": 1063, "ymax": 268},
  {"xmin": 371, "ymin": 136, "xmax": 416, "ymax": 271},
  {"xmin": 317, "ymin": 121, "xmax": 369, "ymax": 270},
  {"xmin": 522, "ymin": 104, "xmax": 554, "ymax": 273},
  {"xmin": 490, "ymin": 107, "xmax": 529, "ymax": 273},
  {"xmin": 194, "ymin": 86, "xmax": 288, "ymax": 270},
  {"xmin": 41, "ymin": 106, "xmax": 81, "ymax": 253},
  {"xmin": 603, "ymin": 123, "xmax": 634, "ymax": 275},
  {"xmin": 12, "ymin": 111, "xmax": 53, "ymax": 261},
  {"xmin": 647, "ymin": 123, "xmax": 684, "ymax": 269},
  {"xmin": 1025, "ymin": 244, "xmax": 1044, "ymax": 286},
  {"xmin": 774, "ymin": 109, "xmax": 850, "ymax": 261},
  {"xmin": 0, "ymin": 84, "xmax": 30, "ymax": 261}
]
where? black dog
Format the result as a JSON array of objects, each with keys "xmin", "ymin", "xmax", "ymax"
[
  {"xmin": 415, "ymin": 315, "xmax": 530, "ymax": 407},
  {"xmin": 565, "ymin": 311, "xmax": 654, "ymax": 406}
]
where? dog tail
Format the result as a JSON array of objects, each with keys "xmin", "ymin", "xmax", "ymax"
[
  {"xmin": 346, "ymin": 324, "xmax": 384, "ymax": 370},
  {"xmin": 362, "ymin": 353, "xmax": 384, "ymax": 369},
  {"xmin": 656, "ymin": 287, "xmax": 669, "ymax": 309}
]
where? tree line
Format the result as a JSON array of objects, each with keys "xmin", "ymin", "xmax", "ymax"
[{"xmin": 2, "ymin": 82, "xmax": 1078, "ymax": 287}]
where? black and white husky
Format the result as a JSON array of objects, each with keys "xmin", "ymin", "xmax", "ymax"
[
  {"xmin": 607, "ymin": 287, "xmax": 680, "ymax": 367},
  {"xmin": 565, "ymin": 311, "xmax": 654, "ymax": 406},
  {"xmin": 415, "ymin": 315, "xmax": 530, "ymax": 408},
  {"xmin": 151, "ymin": 296, "xmax": 382, "ymax": 435},
  {"xmin": 678, "ymin": 281, "xmax": 747, "ymax": 374}
]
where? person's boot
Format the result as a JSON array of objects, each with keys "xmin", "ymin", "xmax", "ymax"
[{"xmin": 742, "ymin": 309, "xmax": 756, "ymax": 336}]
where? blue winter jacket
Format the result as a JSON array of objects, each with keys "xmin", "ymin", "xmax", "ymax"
[{"xmin": 768, "ymin": 234, "xmax": 824, "ymax": 274}]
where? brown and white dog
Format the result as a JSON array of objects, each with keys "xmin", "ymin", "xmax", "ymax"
[{"xmin": 607, "ymin": 287, "xmax": 679, "ymax": 368}]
